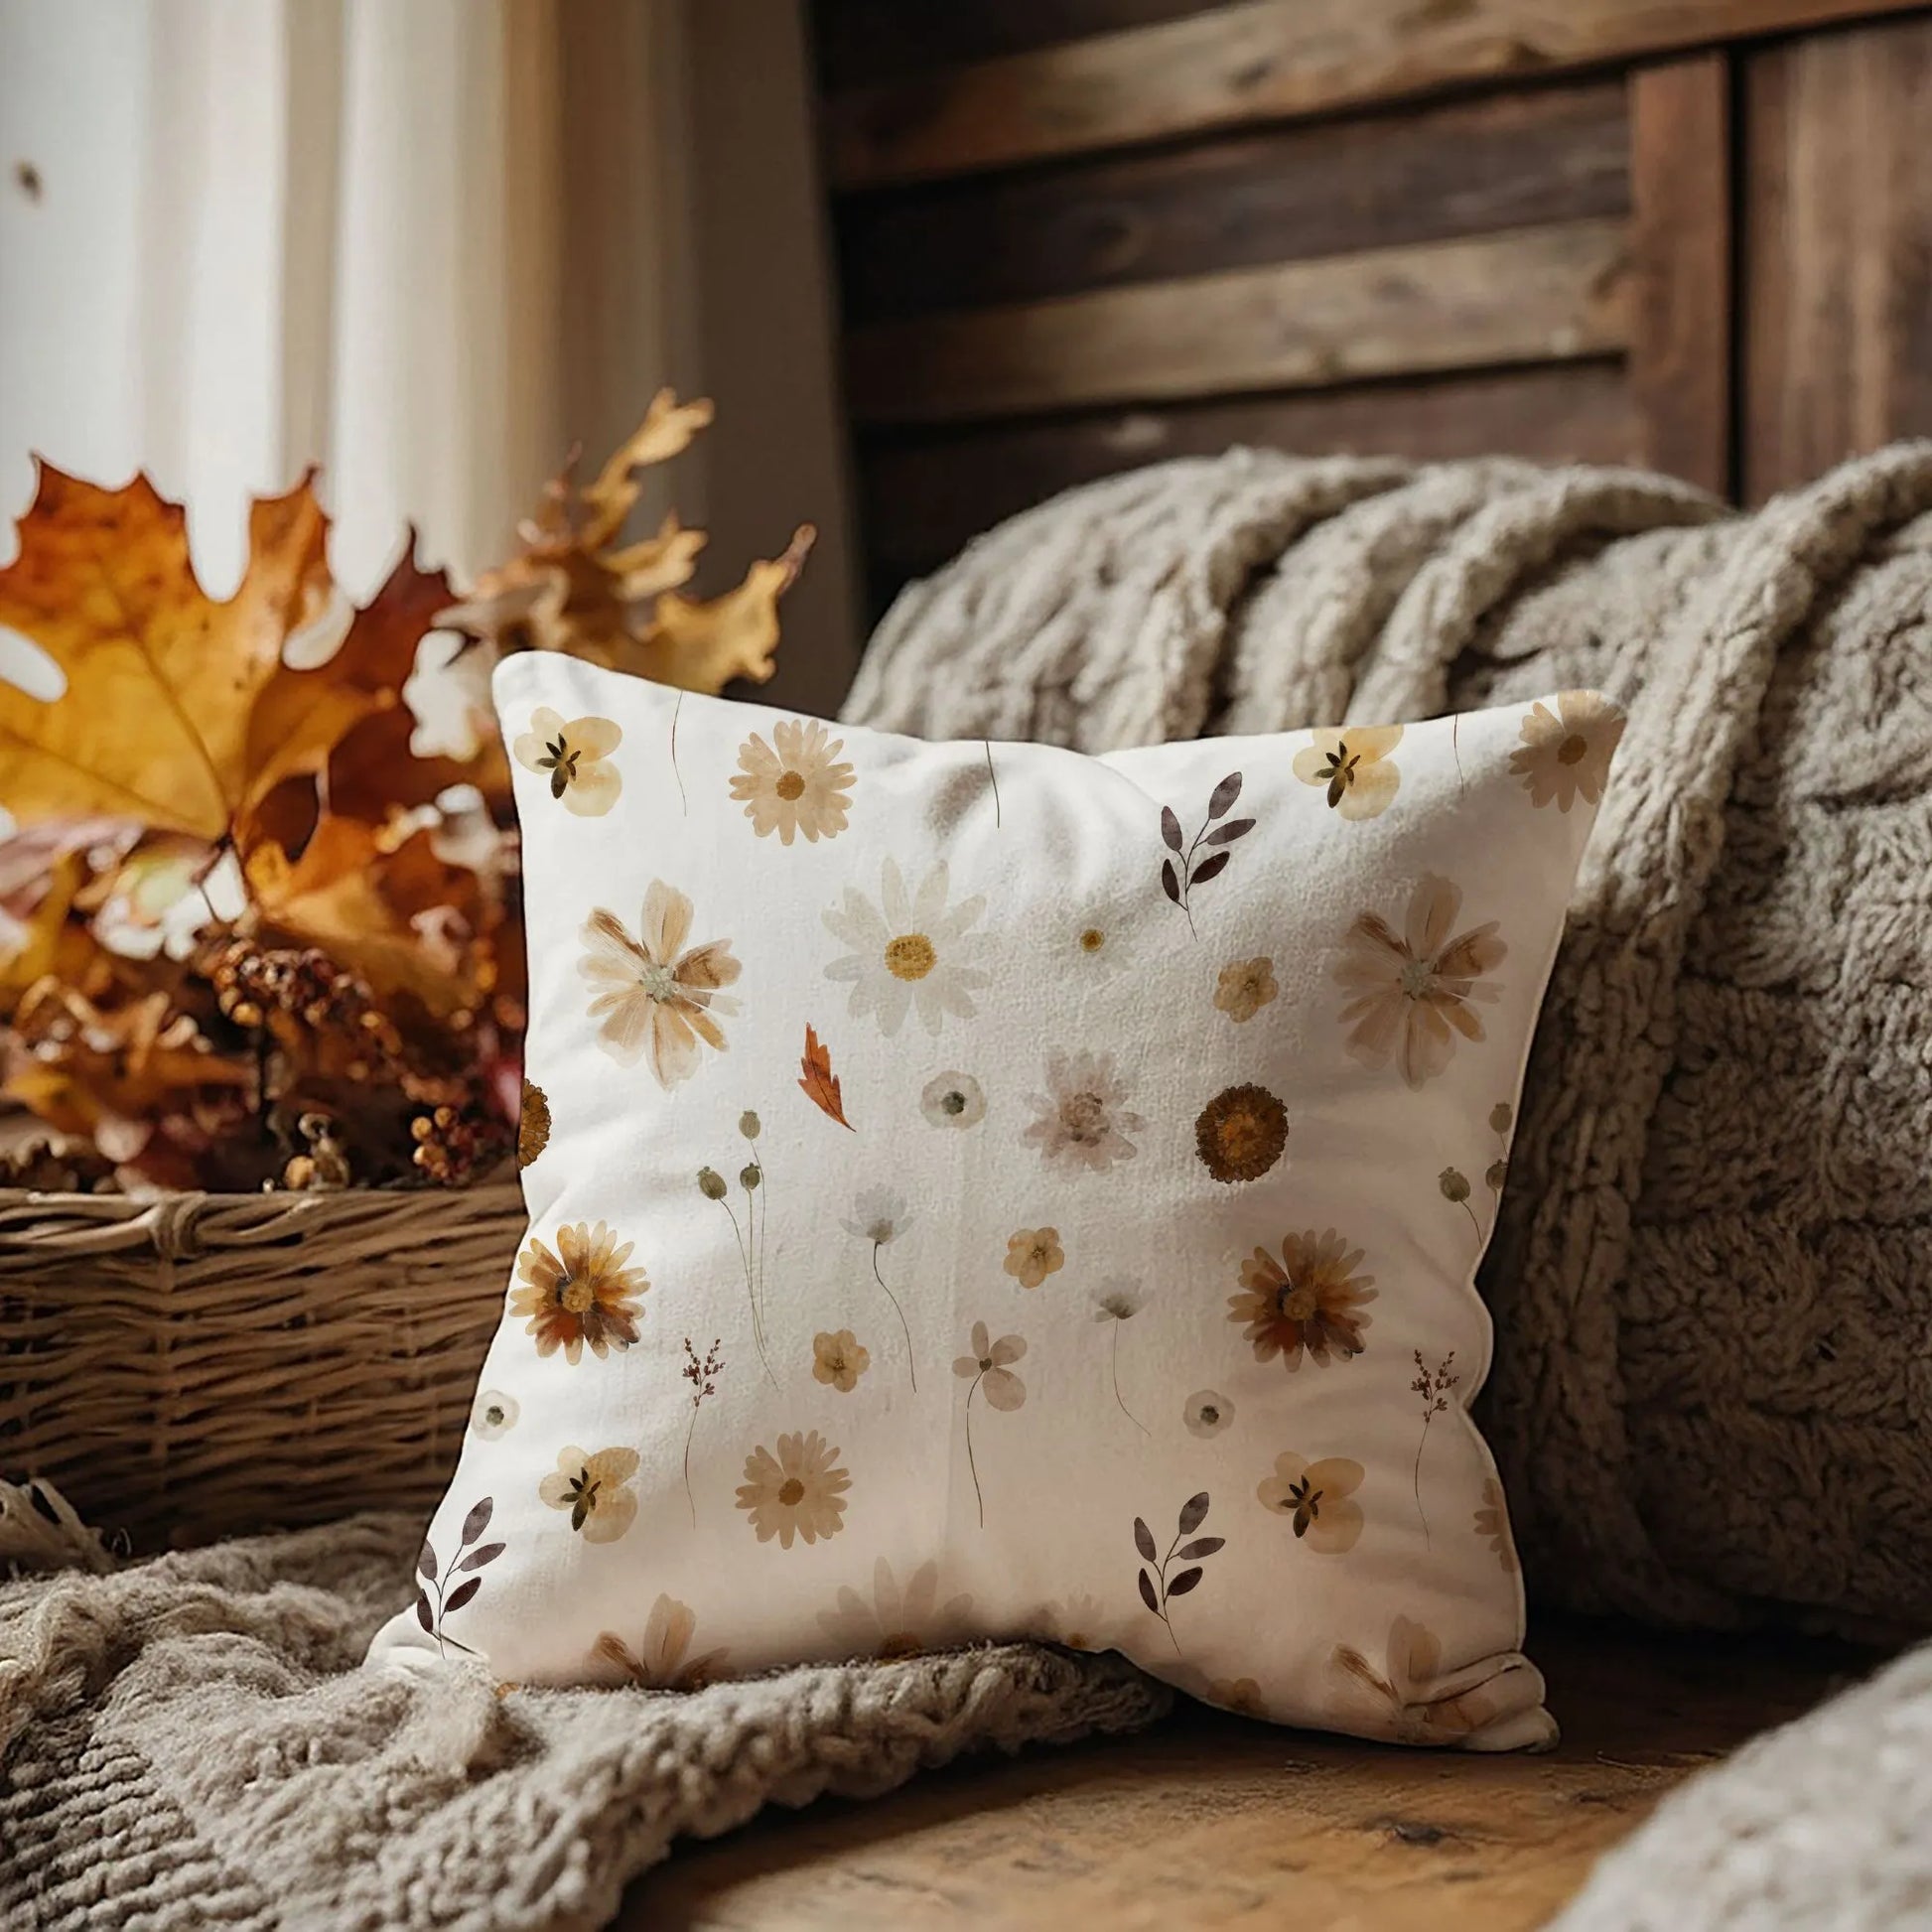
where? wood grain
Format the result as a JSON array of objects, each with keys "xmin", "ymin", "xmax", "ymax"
[
  {"xmin": 628, "ymin": 1620, "xmax": 1865, "ymax": 1928},
  {"xmin": 847, "ymin": 219, "xmax": 1632, "ymax": 426},
  {"xmin": 1628, "ymin": 56, "xmax": 1734, "ymax": 495},
  {"xmin": 837, "ymin": 81, "xmax": 1630, "ymax": 325},
  {"xmin": 824, "ymin": 0, "xmax": 1930, "ymax": 189},
  {"xmin": 1741, "ymin": 16, "xmax": 1932, "ymax": 500},
  {"xmin": 858, "ymin": 364, "xmax": 1642, "ymax": 585}
]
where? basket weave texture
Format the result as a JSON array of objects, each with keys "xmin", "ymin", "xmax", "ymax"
[{"xmin": 0, "ymin": 1181, "xmax": 525, "ymax": 1551}]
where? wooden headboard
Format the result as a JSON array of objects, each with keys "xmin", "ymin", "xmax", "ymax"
[{"xmin": 807, "ymin": 0, "xmax": 1932, "ymax": 611}]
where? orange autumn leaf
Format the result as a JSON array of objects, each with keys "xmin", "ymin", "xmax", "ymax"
[
  {"xmin": 0, "ymin": 464, "xmax": 454, "ymax": 847},
  {"xmin": 797, "ymin": 1022, "xmax": 854, "ymax": 1131},
  {"xmin": 438, "ymin": 393, "xmax": 811, "ymax": 694}
]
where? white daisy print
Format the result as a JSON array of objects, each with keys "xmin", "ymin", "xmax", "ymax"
[{"xmin": 821, "ymin": 858, "xmax": 989, "ymax": 1038}]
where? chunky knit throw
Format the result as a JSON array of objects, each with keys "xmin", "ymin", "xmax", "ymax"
[
  {"xmin": 848, "ymin": 446, "xmax": 1932, "ymax": 1635},
  {"xmin": 0, "ymin": 1501, "xmax": 1165, "ymax": 1929}
]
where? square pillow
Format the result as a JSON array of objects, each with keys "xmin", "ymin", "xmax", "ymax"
[{"xmin": 371, "ymin": 656, "xmax": 1623, "ymax": 1749}]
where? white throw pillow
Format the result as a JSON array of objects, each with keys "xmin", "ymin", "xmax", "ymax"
[{"xmin": 371, "ymin": 657, "xmax": 1623, "ymax": 1748}]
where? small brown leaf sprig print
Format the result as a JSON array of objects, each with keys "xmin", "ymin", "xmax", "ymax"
[
  {"xmin": 797, "ymin": 1023, "xmax": 854, "ymax": 1130},
  {"xmin": 1160, "ymin": 773, "xmax": 1252, "ymax": 936},
  {"xmin": 680, "ymin": 1336, "xmax": 724, "ymax": 1528},
  {"xmin": 1410, "ymin": 1351, "xmax": 1458, "ymax": 1548},
  {"xmin": 1133, "ymin": 1492, "xmax": 1224, "ymax": 1657},
  {"xmin": 415, "ymin": 1497, "xmax": 503, "ymax": 1660}
]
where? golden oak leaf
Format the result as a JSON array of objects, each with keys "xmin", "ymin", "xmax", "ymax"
[
  {"xmin": 630, "ymin": 524, "xmax": 816, "ymax": 692},
  {"xmin": 0, "ymin": 465, "xmax": 454, "ymax": 846},
  {"xmin": 580, "ymin": 389, "xmax": 716, "ymax": 548},
  {"xmin": 244, "ymin": 814, "xmax": 484, "ymax": 1018},
  {"xmin": 797, "ymin": 1023, "xmax": 854, "ymax": 1131},
  {"xmin": 0, "ymin": 850, "xmax": 90, "ymax": 999}
]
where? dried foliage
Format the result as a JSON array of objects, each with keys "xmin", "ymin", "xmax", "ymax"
[{"xmin": 0, "ymin": 398, "xmax": 804, "ymax": 1191}]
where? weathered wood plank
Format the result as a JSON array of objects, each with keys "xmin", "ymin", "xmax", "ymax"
[
  {"xmin": 1741, "ymin": 17, "xmax": 1932, "ymax": 500},
  {"xmin": 813, "ymin": 0, "xmax": 1223, "ymax": 93},
  {"xmin": 1628, "ymin": 56, "xmax": 1734, "ymax": 497},
  {"xmin": 838, "ymin": 81, "xmax": 1629, "ymax": 325},
  {"xmin": 846, "ymin": 220, "xmax": 1632, "ymax": 427},
  {"xmin": 630, "ymin": 1620, "xmax": 1863, "ymax": 1929},
  {"xmin": 859, "ymin": 363, "xmax": 1643, "ymax": 583},
  {"xmin": 825, "ymin": 0, "xmax": 1931, "ymax": 190}
]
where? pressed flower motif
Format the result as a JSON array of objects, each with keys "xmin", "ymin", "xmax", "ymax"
[
  {"xmin": 1333, "ymin": 1617, "xmax": 1512, "ymax": 1744},
  {"xmin": 822, "ymin": 858, "xmax": 988, "ymax": 1037},
  {"xmin": 1509, "ymin": 690, "xmax": 1624, "ymax": 812},
  {"xmin": 953, "ymin": 1320, "xmax": 1027, "ymax": 1528},
  {"xmin": 1037, "ymin": 1591, "xmax": 1109, "ymax": 1652},
  {"xmin": 817, "ymin": 1558, "xmax": 972, "ymax": 1660},
  {"xmin": 517, "ymin": 1079, "xmax": 550, "ymax": 1168},
  {"xmin": 1092, "ymin": 1280, "xmax": 1149, "ymax": 1435},
  {"xmin": 920, "ymin": 1069, "xmax": 986, "ymax": 1129},
  {"xmin": 1068, "ymin": 915, "xmax": 1135, "ymax": 982},
  {"xmin": 1022, "ymin": 1050, "xmax": 1145, "ymax": 1173},
  {"xmin": 538, "ymin": 1445, "xmax": 640, "ymax": 1543},
  {"xmin": 1182, "ymin": 1389, "xmax": 1234, "ymax": 1439},
  {"xmin": 812, "ymin": 1328, "xmax": 871, "ymax": 1394},
  {"xmin": 1003, "ymin": 1226, "xmax": 1064, "ymax": 1289},
  {"xmin": 729, "ymin": 718, "xmax": 856, "ymax": 844},
  {"xmin": 594, "ymin": 1594, "xmax": 732, "ymax": 1690},
  {"xmin": 1473, "ymin": 1477, "xmax": 1519, "ymax": 1573},
  {"xmin": 579, "ymin": 880, "xmax": 741, "ymax": 1087},
  {"xmin": 1213, "ymin": 956, "xmax": 1278, "ymax": 1024},
  {"xmin": 509, "ymin": 1221, "xmax": 647, "ymax": 1363},
  {"xmin": 1292, "ymin": 724, "xmax": 1403, "ymax": 819},
  {"xmin": 843, "ymin": 1189, "xmax": 916, "ymax": 1390},
  {"xmin": 1207, "ymin": 1677, "xmax": 1266, "ymax": 1719},
  {"xmin": 1333, "ymin": 873, "xmax": 1507, "ymax": 1088},
  {"xmin": 1229, "ymin": 1229, "xmax": 1376, "ymax": 1371},
  {"xmin": 512, "ymin": 707, "xmax": 622, "ymax": 815},
  {"xmin": 736, "ymin": 1430, "xmax": 850, "ymax": 1549},
  {"xmin": 1194, "ymin": 1082, "xmax": 1290, "ymax": 1183},
  {"xmin": 1256, "ymin": 1451, "xmax": 1366, "ymax": 1554},
  {"xmin": 469, "ymin": 1388, "xmax": 519, "ymax": 1440}
]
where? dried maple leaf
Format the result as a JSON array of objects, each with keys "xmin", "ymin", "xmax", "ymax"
[
  {"xmin": 0, "ymin": 464, "xmax": 454, "ymax": 848},
  {"xmin": 797, "ymin": 1022, "xmax": 854, "ymax": 1131},
  {"xmin": 633, "ymin": 523, "xmax": 816, "ymax": 693},
  {"xmin": 579, "ymin": 389, "xmax": 715, "ymax": 549}
]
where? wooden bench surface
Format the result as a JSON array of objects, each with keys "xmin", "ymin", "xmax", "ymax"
[{"xmin": 626, "ymin": 1619, "xmax": 1863, "ymax": 1929}]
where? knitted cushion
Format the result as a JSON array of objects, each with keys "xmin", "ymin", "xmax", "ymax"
[{"xmin": 371, "ymin": 650, "xmax": 1617, "ymax": 1746}]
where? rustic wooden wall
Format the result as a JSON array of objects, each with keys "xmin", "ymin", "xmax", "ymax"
[{"xmin": 810, "ymin": 0, "xmax": 1932, "ymax": 610}]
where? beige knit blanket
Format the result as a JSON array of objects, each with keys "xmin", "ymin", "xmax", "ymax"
[
  {"xmin": 0, "ymin": 1499, "xmax": 1164, "ymax": 1928},
  {"xmin": 848, "ymin": 446, "xmax": 1932, "ymax": 1637}
]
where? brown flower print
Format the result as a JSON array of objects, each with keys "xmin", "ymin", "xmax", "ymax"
[
  {"xmin": 953, "ymin": 1320, "xmax": 1027, "ymax": 1528},
  {"xmin": 736, "ymin": 1430, "xmax": 851, "ymax": 1549},
  {"xmin": 1473, "ymin": 1477, "xmax": 1519, "ymax": 1574},
  {"xmin": 1023, "ymin": 1050, "xmax": 1145, "ymax": 1173},
  {"xmin": 470, "ymin": 1389, "xmax": 519, "ymax": 1440},
  {"xmin": 511, "ymin": 707, "xmax": 621, "ymax": 816},
  {"xmin": 517, "ymin": 1079, "xmax": 551, "ymax": 1168},
  {"xmin": 1036, "ymin": 1591, "xmax": 1109, "ymax": 1652},
  {"xmin": 1291, "ymin": 724, "xmax": 1403, "ymax": 819},
  {"xmin": 1229, "ymin": 1229, "xmax": 1376, "ymax": 1371},
  {"xmin": 812, "ymin": 1328, "xmax": 872, "ymax": 1394},
  {"xmin": 1332, "ymin": 1617, "xmax": 1527, "ymax": 1745},
  {"xmin": 1509, "ymin": 690, "xmax": 1624, "ymax": 812},
  {"xmin": 1182, "ymin": 1389, "xmax": 1234, "ymax": 1439},
  {"xmin": 817, "ymin": 1558, "xmax": 972, "ymax": 1661},
  {"xmin": 1256, "ymin": 1451, "xmax": 1366, "ymax": 1554},
  {"xmin": 920, "ymin": 1069, "xmax": 986, "ymax": 1129},
  {"xmin": 1213, "ymin": 956, "xmax": 1278, "ymax": 1024},
  {"xmin": 730, "ymin": 718, "xmax": 856, "ymax": 844},
  {"xmin": 594, "ymin": 1594, "xmax": 732, "ymax": 1690},
  {"xmin": 1194, "ymin": 1083, "xmax": 1289, "ymax": 1183},
  {"xmin": 579, "ymin": 880, "xmax": 741, "ymax": 1087},
  {"xmin": 1003, "ymin": 1226, "xmax": 1064, "ymax": 1289},
  {"xmin": 1333, "ymin": 874, "xmax": 1507, "ymax": 1089},
  {"xmin": 1207, "ymin": 1677, "xmax": 1266, "ymax": 1718},
  {"xmin": 510, "ymin": 1220, "xmax": 647, "ymax": 1363},
  {"xmin": 538, "ymin": 1446, "xmax": 640, "ymax": 1543}
]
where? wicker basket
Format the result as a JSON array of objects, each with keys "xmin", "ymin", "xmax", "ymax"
[{"xmin": 0, "ymin": 1181, "xmax": 525, "ymax": 1551}]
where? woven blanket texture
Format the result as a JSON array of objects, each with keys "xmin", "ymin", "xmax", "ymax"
[
  {"xmin": 0, "ymin": 1506, "xmax": 1166, "ymax": 1929},
  {"xmin": 847, "ymin": 445, "xmax": 1932, "ymax": 1635}
]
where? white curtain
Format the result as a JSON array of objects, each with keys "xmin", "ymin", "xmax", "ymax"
[{"xmin": 0, "ymin": 0, "xmax": 854, "ymax": 701}]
